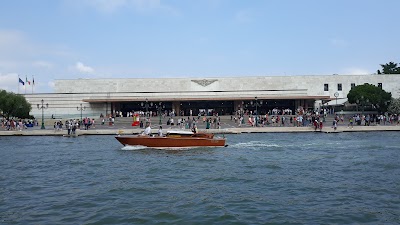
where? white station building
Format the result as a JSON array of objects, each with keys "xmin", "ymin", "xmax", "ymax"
[{"xmin": 25, "ymin": 74, "xmax": 400, "ymax": 119}]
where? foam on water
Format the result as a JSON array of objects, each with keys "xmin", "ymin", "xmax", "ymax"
[
  {"xmin": 231, "ymin": 141, "xmax": 282, "ymax": 148},
  {"xmin": 120, "ymin": 145, "xmax": 148, "ymax": 151}
]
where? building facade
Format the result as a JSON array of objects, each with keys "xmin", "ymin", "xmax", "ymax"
[{"xmin": 25, "ymin": 74, "xmax": 400, "ymax": 119}]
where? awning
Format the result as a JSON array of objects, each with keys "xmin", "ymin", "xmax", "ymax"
[{"xmin": 324, "ymin": 98, "xmax": 348, "ymax": 106}]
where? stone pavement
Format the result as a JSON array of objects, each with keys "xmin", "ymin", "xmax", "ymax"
[{"xmin": 1, "ymin": 115, "xmax": 400, "ymax": 136}]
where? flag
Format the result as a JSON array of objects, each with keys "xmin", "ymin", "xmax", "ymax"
[
  {"xmin": 26, "ymin": 76, "xmax": 31, "ymax": 85},
  {"xmin": 19, "ymin": 78, "xmax": 25, "ymax": 85},
  {"xmin": 33, "ymin": 76, "xmax": 35, "ymax": 85}
]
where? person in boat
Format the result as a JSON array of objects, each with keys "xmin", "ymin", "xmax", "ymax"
[
  {"xmin": 158, "ymin": 126, "xmax": 163, "ymax": 136},
  {"xmin": 191, "ymin": 124, "xmax": 198, "ymax": 133},
  {"xmin": 143, "ymin": 122, "xmax": 152, "ymax": 136}
]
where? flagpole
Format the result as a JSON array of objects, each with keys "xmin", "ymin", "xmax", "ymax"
[
  {"xmin": 32, "ymin": 75, "xmax": 33, "ymax": 94},
  {"xmin": 25, "ymin": 75, "xmax": 27, "ymax": 94},
  {"xmin": 18, "ymin": 74, "xmax": 20, "ymax": 94}
]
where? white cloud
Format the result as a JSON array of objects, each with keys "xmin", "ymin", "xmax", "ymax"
[
  {"xmin": 342, "ymin": 67, "xmax": 371, "ymax": 75},
  {"xmin": 0, "ymin": 73, "xmax": 18, "ymax": 92},
  {"xmin": 0, "ymin": 73, "xmax": 45, "ymax": 93},
  {"xmin": 75, "ymin": 62, "xmax": 95, "ymax": 74},
  {"xmin": 0, "ymin": 29, "xmax": 74, "ymax": 93}
]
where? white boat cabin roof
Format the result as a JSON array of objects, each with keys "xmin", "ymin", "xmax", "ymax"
[{"xmin": 166, "ymin": 130, "xmax": 194, "ymax": 135}]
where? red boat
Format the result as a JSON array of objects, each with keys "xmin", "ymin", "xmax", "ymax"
[{"xmin": 115, "ymin": 131, "xmax": 227, "ymax": 148}]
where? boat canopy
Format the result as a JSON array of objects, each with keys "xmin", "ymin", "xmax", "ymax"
[{"xmin": 167, "ymin": 130, "xmax": 194, "ymax": 135}]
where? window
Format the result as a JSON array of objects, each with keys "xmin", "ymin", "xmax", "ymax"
[
  {"xmin": 338, "ymin": 83, "xmax": 342, "ymax": 91},
  {"xmin": 351, "ymin": 83, "xmax": 355, "ymax": 89},
  {"xmin": 324, "ymin": 84, "xmax": 329, "ymax": 91},
  {"xmin": 378, "ymin": 83, "xmax": 382, "ymax": 89}
]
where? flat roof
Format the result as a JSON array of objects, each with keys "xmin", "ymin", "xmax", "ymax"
[{"xmin": 82, "ymin": 95, "xmax": 331, "ymax": 103}]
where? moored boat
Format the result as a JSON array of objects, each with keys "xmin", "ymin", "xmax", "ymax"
[{"xmin": 115, "ymin": 130, "xmax": 227, "ymax": 148}]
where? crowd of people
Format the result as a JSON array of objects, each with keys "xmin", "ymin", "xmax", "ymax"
[
  {"xmin": 1, "ymin": 118, "xmax": 36, "ymax": 131},
  {"xmin": 2, "ymin": 109, "xmax": 399, "ymax": 134}
]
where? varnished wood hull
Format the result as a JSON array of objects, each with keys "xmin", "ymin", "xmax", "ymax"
[{"xmin": 115, "ymin": 136, "xmax": 226, "ymax": 148}]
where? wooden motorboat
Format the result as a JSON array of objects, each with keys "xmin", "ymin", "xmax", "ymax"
[{"xmin": 115, "ymin": 131, "xmax": 227, "ymax": 148}]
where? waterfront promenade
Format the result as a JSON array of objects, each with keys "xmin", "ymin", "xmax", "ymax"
[{"xmin": 1, "ymin": 116, "xmax": 400, "ymax": 136}]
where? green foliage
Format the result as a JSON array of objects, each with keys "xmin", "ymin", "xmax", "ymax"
[
  {"xmin": 387, "ymin": 98, "xmax": 400, "ymax": 114},
  {"xmin": 0, "ymin": 89, "xmax": 32, "ymax": 118},
  {"xmin": 377, "ymin": 62, "xmax": 400, "ymax": 74},
  {"xmin": 347, "ymin": 83, "xmax": 392, "ymax": 112}
]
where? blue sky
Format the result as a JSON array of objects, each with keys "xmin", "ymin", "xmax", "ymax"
[{"xmin": 0, "ymin": 0, "xmax": 399, "ymax": 93}]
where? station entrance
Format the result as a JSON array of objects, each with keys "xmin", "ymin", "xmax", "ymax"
[
  {"xmin": 179, "ymin": 100, "xmax": 234, "ymax": 116},
  {"xmin": 113, "ymin": 99, "xmax": 300, "ymax": 117}
]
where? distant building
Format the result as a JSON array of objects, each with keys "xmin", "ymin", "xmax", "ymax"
[{"xmin": 25, "ymin": 74, "xmax": 400, "ymax": 118}]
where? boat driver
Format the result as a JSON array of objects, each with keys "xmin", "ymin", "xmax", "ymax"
[{"xmin": 143, "ymin": 122, "xmax": 152, "ymax": 135}]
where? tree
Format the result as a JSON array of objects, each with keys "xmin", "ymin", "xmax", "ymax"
[
  {"xmin": 0, "ymin": 89, "xmax": 32, "ymax": 118},
  {"xmin": 377, "ymin": 61, "xmax": 400, "ymax": 74},
  {"xmin": 387, "ymin": 97, "xmax": 400, "ymax": 115},
  {"xmin": 347, "ymin": 83, "xmax": 392, "ymax": 112}
]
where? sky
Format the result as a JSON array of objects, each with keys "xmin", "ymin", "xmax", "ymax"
[{"xmin": 0, "ymin": 0, "xmax": 399, "ymax": 93}]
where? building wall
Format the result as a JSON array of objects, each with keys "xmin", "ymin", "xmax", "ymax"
[
  {"xmin": 25, "ymin": 93, "xmax": 107, "ymax": 119},
  {"xmin": 24, "ymin": 74, "xmax": 400, "ymax": 119},
  {"xmin": 54, "ymin": 75, "xmax": 400, "ymax": 99}
]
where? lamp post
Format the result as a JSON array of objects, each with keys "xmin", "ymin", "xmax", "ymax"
[
  {"xmin": 156, "ymin": 102, "xmax": 164, "ymax": 125},
  {"xmin": 77, "ymin": 103, "xmax": 86, "ymax": 121},
  {"xmin": 251, "ymin": 97, "xmax": 263, "ymax": 127},
  {"xmin": 240, "ymin": 101, "xmax": 246, "ymax": 124},
  {"xmin": 360, "ymin": 95, "xmax": 365, "ymax": 115},
  {"xmin": 37, "ymin": 99, "xmax": 48, "ymax": 129},
  {"xmin": 356, "ymin": 99, "xmax": 359, "ymax": 112},
  {"xmin": 141, "ymin": 98, "xmax": 153, "ymax": 119},
  {"xmin": 334, "ymin": 92, "xmax": 339, "ymax": 112}
]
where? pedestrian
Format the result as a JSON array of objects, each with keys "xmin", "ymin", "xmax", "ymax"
[
  {"xmin": 348, "ymin": 116, "xmax": 354, "ymax": 129},
  {"xmin": 67, "ymin": 121, "xmax": 72, "ymax": 135},
  {"xmin": 332, "ymin": 119, "xmax": 337, "ymax": 131}
]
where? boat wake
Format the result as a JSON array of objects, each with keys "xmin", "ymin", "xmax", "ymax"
[
  {"xmin": 230, "ymin": 141, "xmax": 282, "ymax": 149},
  {"xmin": 120, "ymin": 145, "xmax": 148, "ymax": 151}
]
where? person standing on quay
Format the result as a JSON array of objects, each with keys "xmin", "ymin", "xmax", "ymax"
[{"xmin": 333, "ymin": 119, "xmax": 338, "ymax": 131}]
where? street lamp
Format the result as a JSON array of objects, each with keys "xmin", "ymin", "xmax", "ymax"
[
  {"xmin": 77, "ymin": 103, "xmax": 86, "ymax": 121},
  {"xmin": 156, "ymin": 102, "xmax": 164, "ymax": 125},
  {"xmin": 37, "ymin": 99, "xmax": 48, "ymax": 129},
  {"xmin": 141, "ymin": 98, "xmax": 153, "ymax": 119},
  {"xmin": 356, "ymin": 99, "xmax": 359, "ymax": 112},
  {"xmin": 334, "ymin": 92, "xmax": 339, "ymax": 105},
  {"xmin": 357, "ymin": 95, "xmax": 369, "ymax": 115},
  {"xmin": 251, "ymin": 97, "xmax": 263, "ymax": 127}
]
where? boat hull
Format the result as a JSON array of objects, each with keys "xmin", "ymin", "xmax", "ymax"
[{"xmin": 115, "ymin": 136, "xmax": 226, "ymax": 148}]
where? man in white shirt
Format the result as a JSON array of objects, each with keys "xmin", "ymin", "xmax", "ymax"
[{"xmin": 143, "ymin": 123, "xmax": 151, "ymax": 135}]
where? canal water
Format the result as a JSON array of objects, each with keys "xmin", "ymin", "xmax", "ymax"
[{"xmin": 1, "ymin": 132, "xmax": 399, "ymax": 224}]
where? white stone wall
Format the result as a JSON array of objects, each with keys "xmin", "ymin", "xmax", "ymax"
[
  {"xmin": 55, "ymin": 75, "xmax": 400, "ymax": 99},
  {"xmin": 25, "ymin": 74, "xmax": 400, "ymax": 118},
  {"xmin": 24, "ymin": 93, "xmax": 107, "ymax": 119}
]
